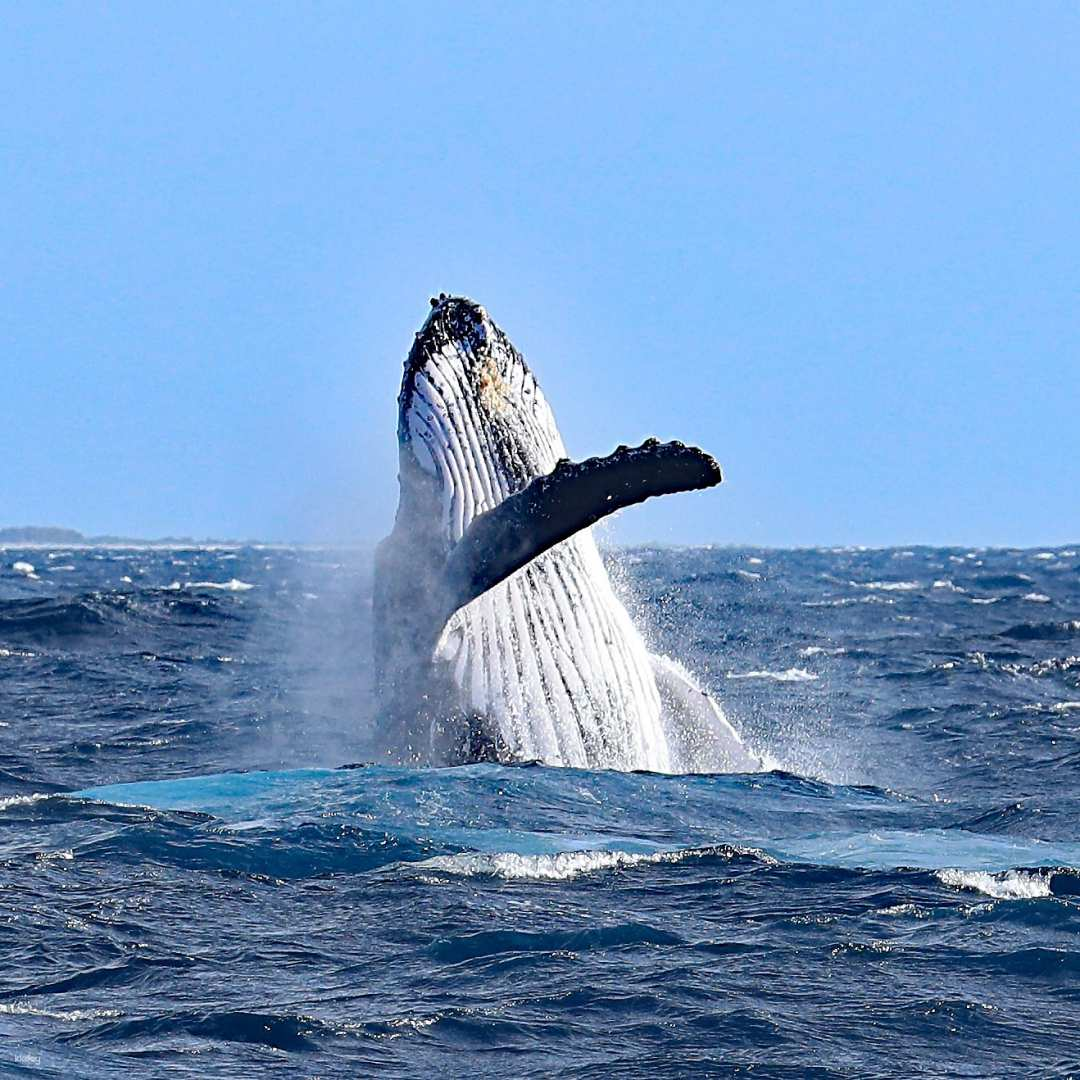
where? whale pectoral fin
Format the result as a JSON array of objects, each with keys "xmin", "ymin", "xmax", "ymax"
[
  {"xmin": 440, "ymin": 439, "xmax": 722, "ymax": 620},
  {"xmin": 651, "ymin": 654, "xmax": 762, "ymax": 774}
]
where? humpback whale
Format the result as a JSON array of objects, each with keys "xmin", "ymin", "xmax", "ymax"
[{"xmin": 374, "ymin": 296, "xmax": 759, "ymax": 773}]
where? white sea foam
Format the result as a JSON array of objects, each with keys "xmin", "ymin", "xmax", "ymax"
[
  {"xmin": 876, "ymin": 902, "xmax": 931, "ymax": 918},
  {"xmin": 803, "ymin": 596, "xmax": 894, "ymax": 607},
  {"xmin": 746, "ymin": 556, "xmax": 764, "ymax": 565},
  {"xmin": 798, "ymin": 646, "xmax": 846, "ymax": 657},
  {"xmin": 736, "ymin": 569, "xmax": 762, "ymax": 581},
  {"xmin": 936, "ymin": 868, "xmax": 1051, "ymax": 900},
  {"xmin": 1033, "ymin": 552, "xmax": 1057, "ymax": 561},
  {"xmin": 0, "ymin": 1002, "xmax": 122, "ymax": 1021},
  {"xmin": 851, "ymin": 580, "xmax": 920, "ymax": 591},
  {"xmin": 727, "ymin": 667, "xmax": 818, "ymax": 682},
  {"xmin": 165, "ymin": 579, "xmax": 255, "ymax": 592},
  {"xmin": 970, "ymin": 597, "xmax": 1000, "ymax": 605},
  {"xmin": 932, "ymin": 579, "xmax": 965, "ymax": 592},
  {"xmin": 1022, "ymin": 593, "xmax": 1051, "ymax": 603},
  {"xmin": 0, "ymin": 793, "xmax": 50, "ymax": 812},
  {"xmin": 35, "ymin": 849, "xmax": 74, "ymax": 862},
  {"xmin": 419, "ymin": 845, "xmax": 771, "ymax": 881},
  {"xmin": 11, "ymin": 561, "xmax": 38, "ymax": 579}
]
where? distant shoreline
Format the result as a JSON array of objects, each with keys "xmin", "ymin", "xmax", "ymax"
[
  {"xmin": 0, "ymin": 526, "xmax": 259, "ymax": 548},
  {"xmin": 0, "ymin": 527, "xmax": 1075, "ymax": 555}
]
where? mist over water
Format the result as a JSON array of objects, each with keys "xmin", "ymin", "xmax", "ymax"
[{"xmin": 2, "ymin": 541, "xmax": 1079, "ymax": 1077}]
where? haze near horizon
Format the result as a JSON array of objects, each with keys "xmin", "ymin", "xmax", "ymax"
[{"xmin": 3, "ymin": 4, "xmax": 1077, "ymax": 548}]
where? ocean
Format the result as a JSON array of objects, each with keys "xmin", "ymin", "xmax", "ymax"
[{"xmin": 1, "ymin": 542, "xmax": 1078, "ymax": 1077}]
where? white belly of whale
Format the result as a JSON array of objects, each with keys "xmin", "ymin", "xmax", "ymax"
[{"xmin": 437, "ymin": 532, "xmax": 671, "ymax": 772}]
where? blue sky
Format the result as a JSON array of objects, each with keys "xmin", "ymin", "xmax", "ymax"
[{"xmin": 3, "ymin": 3, "xmax": 1077, "ymax": 546}]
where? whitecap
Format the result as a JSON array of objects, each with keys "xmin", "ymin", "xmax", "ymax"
[
  {"xmin": 876, "ymin": 902, "xmax": 930, "ymax": 918},
  {"xmin": 0, "ymin": 793, "xmax": 50, "ymax": 812},
  {"xmin": 1033, "ymin": 552, "xmax": 1057, "ymax": 560},
  {"xmin": 736, "ymin": 569, "xmax": 762, "ymax": 581},
  {"xmin": 798, "ymin": 646, "xmax": 846, "ymax": 657},
  {"xmin": 936, "ymin": 868, "xmax": 1051, "ymax": 900},
  {"xmin": 0, "ymin": 1002, "xmax": 122, "ymax": 1021},
  {"xmin": 851, "ymin": 580, "xmax": 920, "ymax": 591},
  {"xmin": 11, "ymin": 561, "xmax": 38, "ymax": 579},
  {"xmin": 166, "ymin": 579, "xmax": 255, "ymax": 592},
  {"xmin": 419, "ymin": 845, "xmax": 772, "ymax": 882},
  {"xmin": 35, "ymin": 849, "xmax": 74, "ymax": 862},
  {"xmin": 727, "ymin": 667, "xmax": 818, "ymax": 682},
  {"xmin": 1022, "ymin": 593, "xmax": 1051, "ymax": 603},
  {"xmin": 803, "ymin": 596, "xmax": 894, "ymax": 607},
  {"xmin": 932, "ymin": 579, "xmax": 965, "ymax": 592}
]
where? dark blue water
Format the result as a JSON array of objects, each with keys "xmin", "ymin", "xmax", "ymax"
[{"xmin": 2, "ymin": 543, "xmax": 1078, "ymax": 1078}]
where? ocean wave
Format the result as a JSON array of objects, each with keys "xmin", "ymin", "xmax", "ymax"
[
  {"xmin": 974, "ymin": 573, "xmax": 1034, "ymax": 589},
  {"xmin": 999, "ymin": 620, "xmax": 1080, "ymax": 642},
  {"xmin": 417, "ymin": 844, "xmax": 771, "ymax": 882},
  {"xmin": 0, "ymin": 1003, "xmax": 122, "ymax": 1022},
  {"xmin": 935, "ymin": 868, "xmax": 1051, "ymax": 899},
  {"xmin": 803, "ymin": 595, "xmax": 894, "ymax": 606},
  {"xmin": 0, "ymin": 793, "xmax": 51, "ymax": 812},
  {"xmin": 164, "ymin": 579, "xmax": 254, "ymax": 592},
  {"xmin": 932, "ymin": 579, "xmax": 965, "ymax": 592},
  {"xmin": 727, "ymin": 667, "xmax": 818, "ymax": 682},
  {"xmin": 850, "ymin": 580, "xmax": 920, "ymax": 591},
  {"xmin": 63, "ymin": 1009, "xmax": 320, "ymax": 1052},
  {"xmin": 0, "ymin": 595, "xmax": 118, "ymax": 639},
  {"xmin": 428, "ymin": 922, "xmax": 684, "ymax": 963}
]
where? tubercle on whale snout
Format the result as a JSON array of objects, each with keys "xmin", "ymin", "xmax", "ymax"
[
  {"xmin": 416, "ymin": 295, "xmax": 489, "ymax": 354},
  {"xmin": 398, "ymin": 295, "xmax": 496, "ymax": 415}
]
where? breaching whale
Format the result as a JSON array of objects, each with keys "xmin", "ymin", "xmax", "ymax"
[{"xmin": 374, "ymin": 296, "xmax": 759, "ymax": 773}]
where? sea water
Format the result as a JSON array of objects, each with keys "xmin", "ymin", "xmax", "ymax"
[{"xmin": 1, "ymin": 543, "xmax": 1078, "ymax": 1077}]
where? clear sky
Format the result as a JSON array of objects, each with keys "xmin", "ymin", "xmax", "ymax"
[{"xmin": 3, "ymin": 3, "xmax": 1077, "ymax": 547}]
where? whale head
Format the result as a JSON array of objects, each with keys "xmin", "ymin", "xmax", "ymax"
[{"xmin": 396, "ymin": 296, "xmax": 565, "ymax": 542}]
